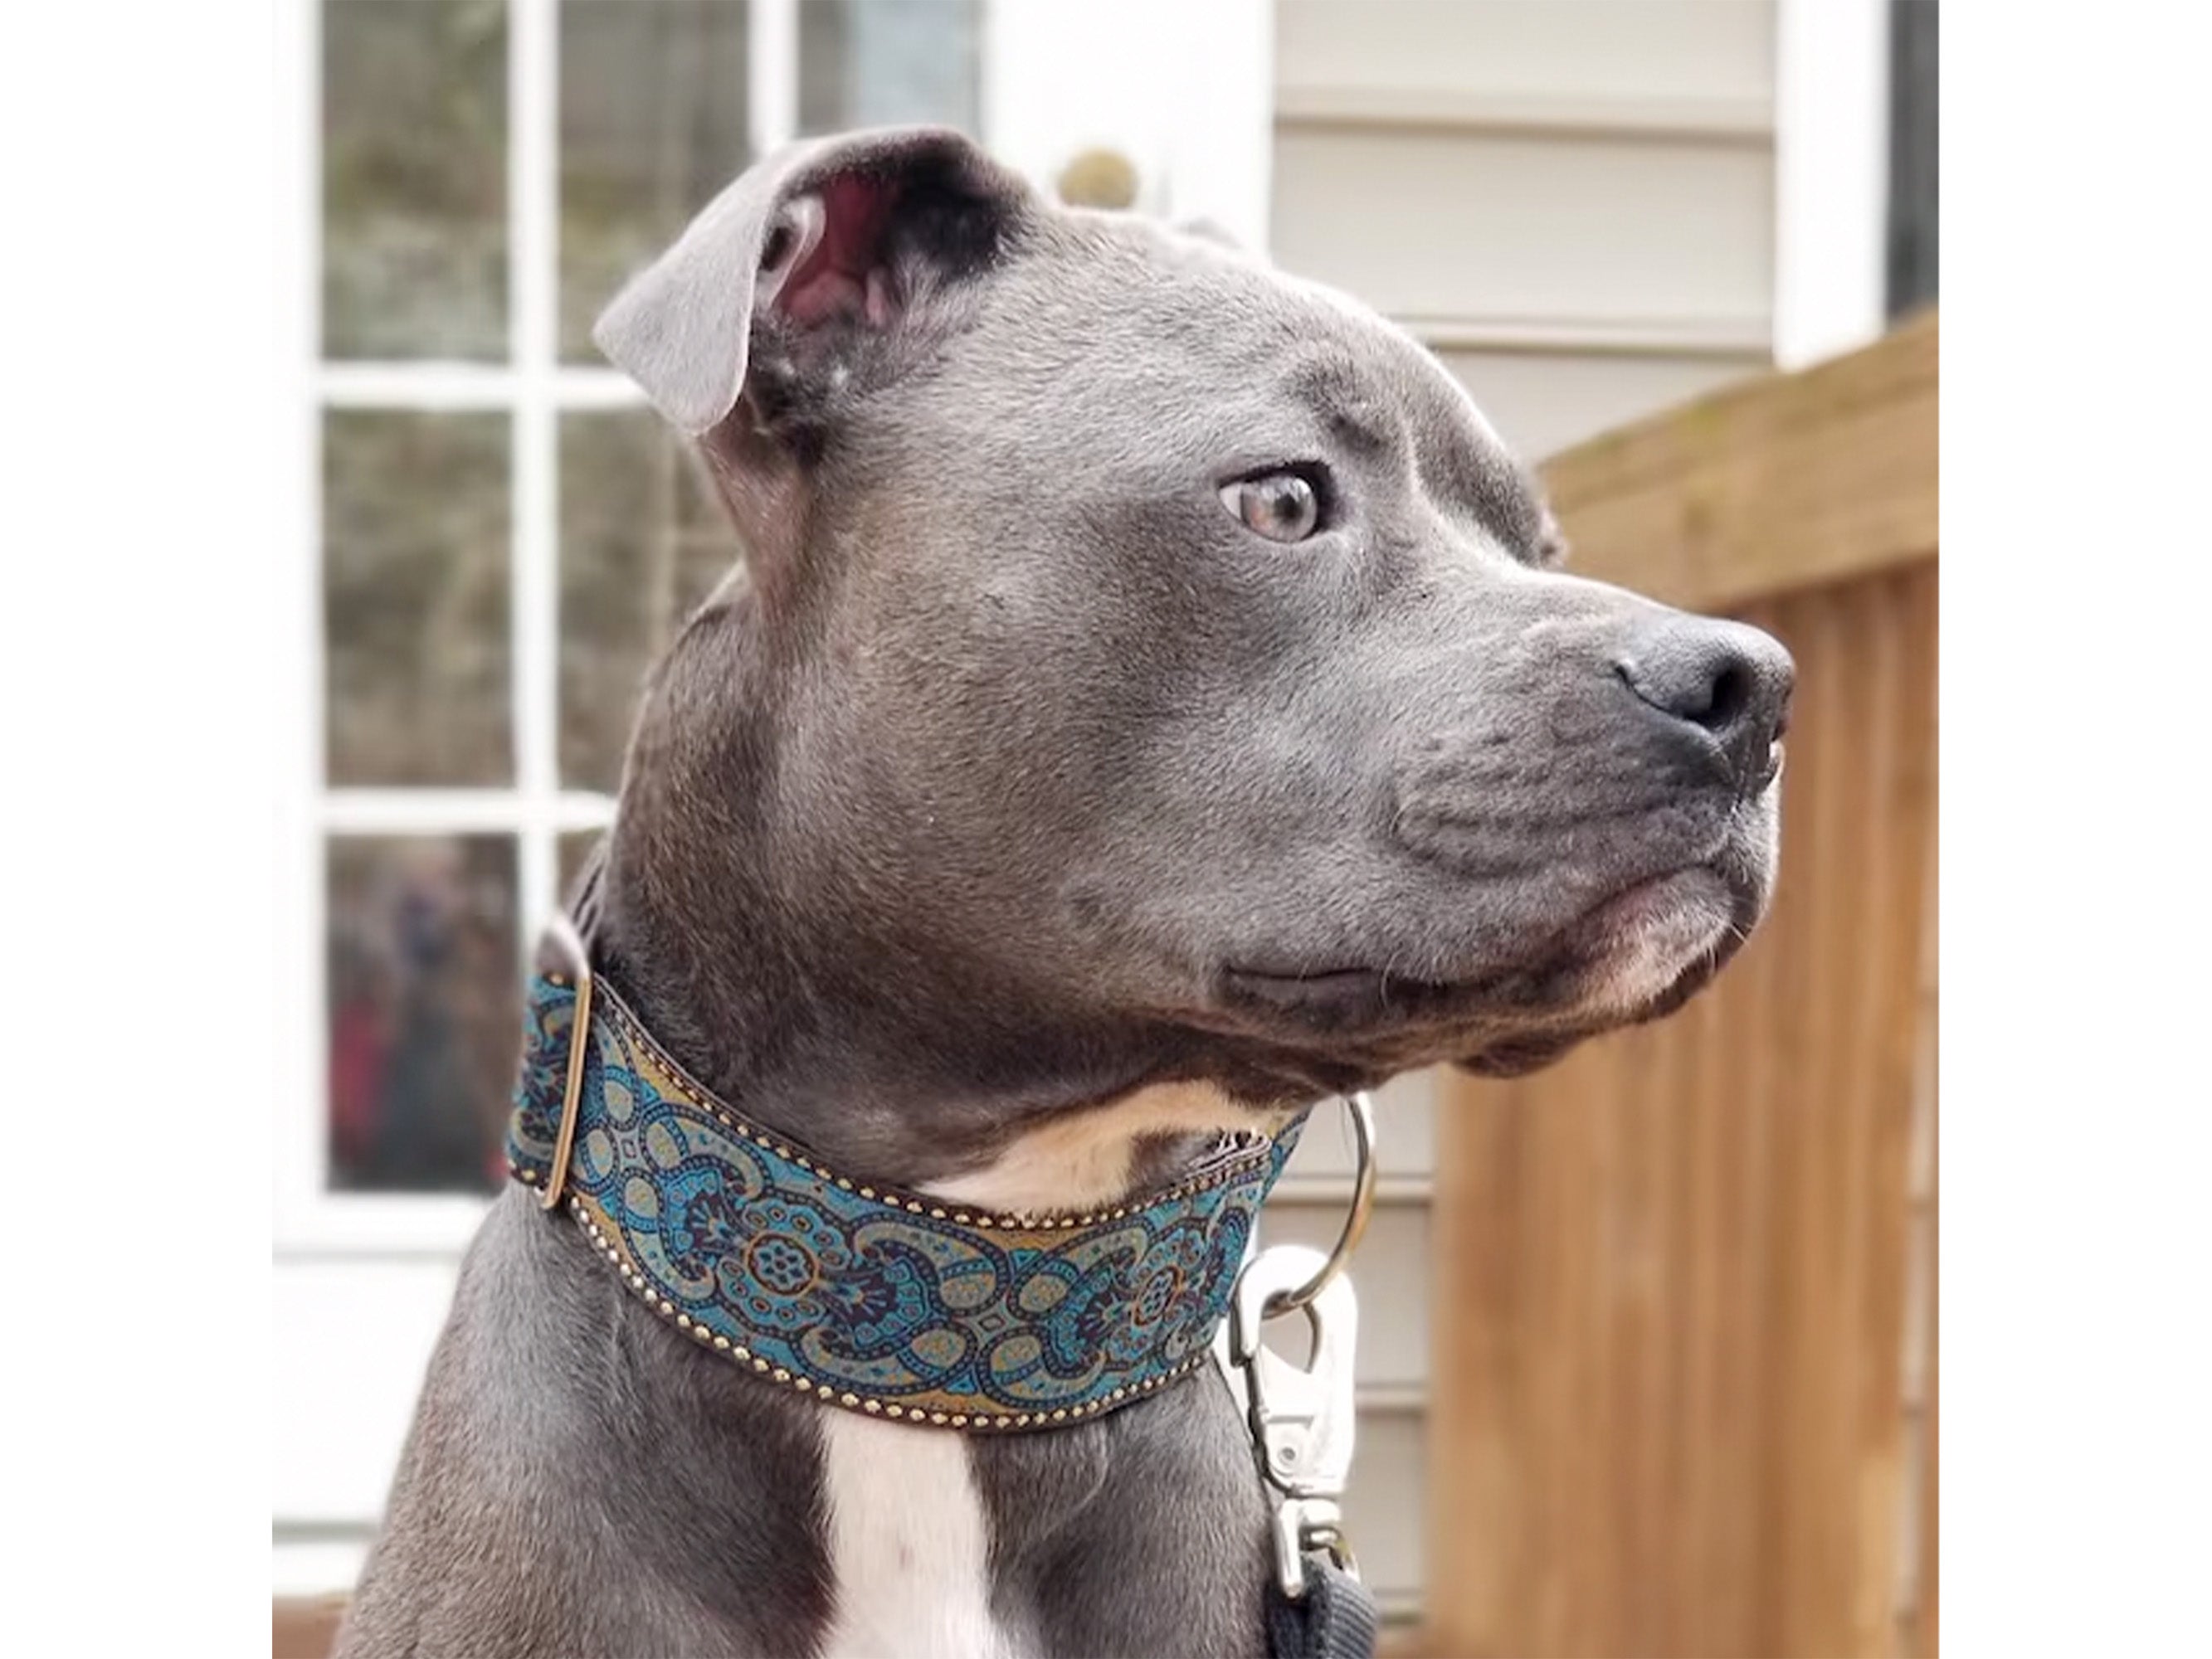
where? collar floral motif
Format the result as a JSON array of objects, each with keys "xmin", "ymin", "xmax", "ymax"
[{"xmin": 507, "ymin": 971, "xmax": 1303, "ymax": 1430}]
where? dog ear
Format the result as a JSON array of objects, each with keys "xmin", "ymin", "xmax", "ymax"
[{"xmin": 592, "ymin": 126, "xmax": 1034, "ymax": 435}]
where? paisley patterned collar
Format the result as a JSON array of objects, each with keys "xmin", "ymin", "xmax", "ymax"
[{"xmin": 506, "ymin": 970, "xmax": 1303, "ymax": 1432}]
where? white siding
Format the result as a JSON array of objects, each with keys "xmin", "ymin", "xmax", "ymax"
[
  {"xmin": 1273, "ymin": 128, "xmax": 1772, "ymax": 332},
  {"xmin": 1275, "ymin": 0, "xmax": 1773, "ymax": 108},
  {"xmin": 1435, "ymin": 347, "xmax": 1761, "ymax": 463}
]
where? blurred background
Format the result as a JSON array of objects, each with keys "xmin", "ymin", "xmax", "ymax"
[{"xmin": 277, "ymin": 3, "xmax": 1938, "ymax": 1655}]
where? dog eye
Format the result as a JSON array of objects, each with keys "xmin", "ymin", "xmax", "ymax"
[{"xmin": 1220, "ymin": 470, "xmax": 1324, "ymax": 543}]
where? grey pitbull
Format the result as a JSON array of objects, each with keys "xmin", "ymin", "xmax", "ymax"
[{"xmin": 336, "ymin": 126, "xmax": 1791, "ymax": 1659}]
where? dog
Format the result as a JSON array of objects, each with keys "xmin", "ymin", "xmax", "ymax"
[{"xmin": 334, "ymin": 125, "xmax": 1791, "ymax": 1659}]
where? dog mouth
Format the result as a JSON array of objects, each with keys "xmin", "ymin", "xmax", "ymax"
[{"xmin": 1217, "ymin": 865, "xmax": 1746, "ymax": 1036}]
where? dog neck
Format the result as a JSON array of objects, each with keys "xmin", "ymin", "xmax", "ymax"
[
  {"xmin": 587, "ymin": 634, "xmax": 1289, "ymax": 1208},
  {"xmin": 590, "ymin": 883, "xmax": 1288, "ymax": 1231},
  {"xmin": 590, "ymin": 865, "xmax": 1279, "ymax": 1213}
]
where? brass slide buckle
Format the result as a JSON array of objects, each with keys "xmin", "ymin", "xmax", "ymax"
[{"xmin": 537, "ymin": 911, "xmax": 596, "ymax": 1212}]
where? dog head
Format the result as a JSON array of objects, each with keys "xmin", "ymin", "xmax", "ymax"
[{"xmin": 593, "ymin": 126, "xmax": 1790, "ymax": 1121}]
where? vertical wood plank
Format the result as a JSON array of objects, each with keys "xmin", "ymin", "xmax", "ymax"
[
  {"xmin": 1915, "ymin": 1214, "xmax": 1938, "ymax": 1659},
  {"xmin": 1907, "ymin": 810, "xmax": 1941, "ymax": 1659},
  {"xmin": 1423, "ymin": 561, "xmax": 1936, "ymax": 1658}
]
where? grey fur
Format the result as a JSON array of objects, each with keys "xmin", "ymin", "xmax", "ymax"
[{"xmin": 337, "ymin": 126, "xmax": 1791, "ymax": 1659}]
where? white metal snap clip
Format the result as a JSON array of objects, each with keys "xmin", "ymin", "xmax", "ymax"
[{"xmin": 1225, "ymin": 1089, "xmax": 1376, "ymax": 1599}]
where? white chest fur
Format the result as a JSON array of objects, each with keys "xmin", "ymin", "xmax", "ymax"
[
  {"xmin": 817, "ymin": 1413, "xmax": 1022, "ymax": 1659},
  {"xmin": 816, "ymin": 1082, "xmax": 1265, "ymax": 1659}
]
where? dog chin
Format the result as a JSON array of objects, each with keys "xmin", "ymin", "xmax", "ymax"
[
  {"xmin": 1454, "ymin": 863, "xmax": 1759, "ymax": 1077},
  {"xmin": 1565, "ymin": 865, "xmax": 1741, "ymax": 1015}
]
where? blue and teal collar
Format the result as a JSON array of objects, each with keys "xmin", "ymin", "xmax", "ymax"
[{"xmin": 506, "ymin": 964, "xmax": 1303, "ymax": 1431}]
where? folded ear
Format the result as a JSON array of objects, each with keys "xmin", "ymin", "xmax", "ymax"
[{"xmin": 592, "ymin": 125, "xmax": 1034, "ymax": 435}]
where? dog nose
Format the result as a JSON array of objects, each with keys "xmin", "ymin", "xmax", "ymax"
[{"xmin": 1614, "ymin": 617, "xmax": 1795, "ymax": 787}]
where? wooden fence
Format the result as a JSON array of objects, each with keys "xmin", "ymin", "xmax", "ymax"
[{"xmin": 1420, "ymin": 311, "xmax": 1938, "ymax": 1658}]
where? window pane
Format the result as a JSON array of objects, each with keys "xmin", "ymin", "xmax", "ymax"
[
  {"xmin": 561, "ymin": 0, "xmax": 751, "ymax": 362},
  {"xmin": 559, "ymin": 410, "xmax": 740, "ymax": 791},
  {"xmin": 798, "ymin": 0, "xmax": 981, "ymax": 136},
  {"xmin": 323, "ymin": 0, "xmax": 508, "ymax": 360},
  {"xmin": 326, "ymin": 834, "xmax": 519, "ymax": 1194},
  {"xmin": 324, "ymin": 411, "xmax": 513, "ymax": 786}
]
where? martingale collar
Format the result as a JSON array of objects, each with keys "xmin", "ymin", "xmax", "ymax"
[{"xmin": 506, "ymin": 966, "xmax": 1303, "ymax": 1432}]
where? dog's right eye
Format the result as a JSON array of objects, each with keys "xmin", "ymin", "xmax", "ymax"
[{"xmin": 1220, "ymin": 469, "xmax": 1326, "ymax": 543}]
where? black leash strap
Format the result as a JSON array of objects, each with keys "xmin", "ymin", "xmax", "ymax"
[{"xmin": 1264, "ymin": 1555, "xmax": 1379, "ymax": 1659}]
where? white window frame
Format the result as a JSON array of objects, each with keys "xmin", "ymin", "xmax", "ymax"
[{"xmin": 274, "ymin": 0, "xmax": 1273, "ymax": 1259}]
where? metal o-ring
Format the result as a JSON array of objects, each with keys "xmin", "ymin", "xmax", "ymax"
[{"xmin": 1264, "ymin": 1090, "xmax": 1376, "ymax": 1318}]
